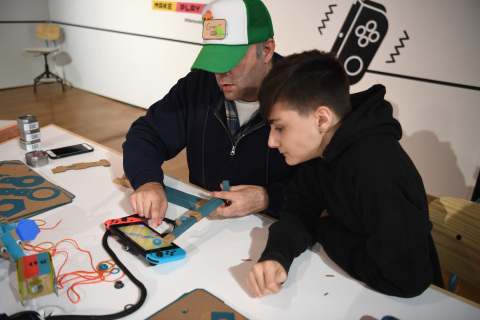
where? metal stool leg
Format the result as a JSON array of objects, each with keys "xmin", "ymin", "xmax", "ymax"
[{"xmin": 33, "ymin": 53, "xmax": 65, "ymax": 93}]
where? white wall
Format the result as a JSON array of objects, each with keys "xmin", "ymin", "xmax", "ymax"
[
  {"xmin": 0, "ymin": 0, "xmax": 50, "ymax": 88},
  {"xmin": 0, "ymin": 0, "xmax": 479, "ymax": 200},
  {"xmin": 45, "ymin": 0, "xmax": 204, "ymax": 108}
]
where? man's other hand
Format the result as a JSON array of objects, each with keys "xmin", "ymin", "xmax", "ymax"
[{"xmin": 211, "ymin": 184, "xmax": 268, "ymax": 218}]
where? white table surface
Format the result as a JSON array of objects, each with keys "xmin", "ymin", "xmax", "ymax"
[{"xmin": 1, "ymin": 124, "xmax": 479, "ymax": 320}]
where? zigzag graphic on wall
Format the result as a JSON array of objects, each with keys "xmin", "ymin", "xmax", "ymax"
[
  {"xmin": 386, "ymin": 30, "xmax": 409, "ymax": 63},
  {"xmin": 318, "ymin": 4, "xmax": 337, "ymax": 35}
]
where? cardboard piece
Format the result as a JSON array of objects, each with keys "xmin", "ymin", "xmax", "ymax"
[
  {"xmin": 0, "ymin": 160, "xmax": 75, "ymax": 224},
  {"xmin": 52, "ymin": 159, "xmax": 111, "ymax": 174},
  {"xmin": 0, "ymin": 223, "xmax": 26, "ymax": 261},
  {"xmin": 17, "ymin": 251, "xmax": 57, "ymax": 302},
  {"xmin": 148, "ymin": 289, "xmax": 248, "ymax": 320},
  {"xmin": 0, "ymin": 219, "xmax": 39, "ymax": 261},
  {"xmin": 113, "ymin": 174, "xmax": 132, "ymax": 188}
]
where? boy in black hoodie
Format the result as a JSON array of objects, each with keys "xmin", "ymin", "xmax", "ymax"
[{"xmin": 247, "ymin": 50, "xmax": 443, "ymax": 298}]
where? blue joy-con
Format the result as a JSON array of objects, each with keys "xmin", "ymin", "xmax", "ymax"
[{"xmin": 146, "ymin": 247, "xmax": 186, "ymax": 264}]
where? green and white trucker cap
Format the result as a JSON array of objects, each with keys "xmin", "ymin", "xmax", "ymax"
[{"xmin": 191, "ymin": 0, "xmax": 274, "ymax": 73}]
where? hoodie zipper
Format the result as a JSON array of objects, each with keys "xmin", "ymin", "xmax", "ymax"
[
  {"xmin": 214, "ymin": 111, "xmax": 264, "ymax": 156},
  {"xmin": 230, "ymin": 123, "xmax": 264, "ymax": 155},
  {"xmin": 214, "ymin": 110, "xmax": 236, "ymax": 154}
]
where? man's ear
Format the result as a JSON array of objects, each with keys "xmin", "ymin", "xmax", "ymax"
[
  {"xmin": 263, "ymin": 38, "xmax": 276, "ymax": 63},
  {"xmin": 313, "ymin": 106, "xmax": 333, "ymax": 132}
]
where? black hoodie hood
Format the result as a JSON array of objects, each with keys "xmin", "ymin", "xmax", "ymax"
[{"xmin": 323, "ymin": 84, "xmax": 402, "ymax": 161}]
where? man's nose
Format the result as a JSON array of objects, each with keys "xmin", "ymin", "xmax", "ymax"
[{"xmin": 215, "ymin": 71, "xmax": 230, "ymax": 77}]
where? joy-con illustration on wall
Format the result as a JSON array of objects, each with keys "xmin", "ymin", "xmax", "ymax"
[{"xmin": 330, "ymin": 0, "xmax": 388, "ymax": 85}]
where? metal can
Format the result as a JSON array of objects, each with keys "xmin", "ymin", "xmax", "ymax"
[
  {"xmin": 19, "ymin": 128, "xmax": 41, "ymax": 142},
  {"xmin": 17, "ymin": 115, "xmax": 39, "ymax": 132},
  {"xmin": 19, "ymin": 139, "xmax": 41, "ymax": 151},
  {"xmin": 25, "ymin": 150, "xmax": 49, "ymax": 168}
]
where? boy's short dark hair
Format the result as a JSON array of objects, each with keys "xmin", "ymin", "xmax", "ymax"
[{"xmin": 259, "ymin": 50, "xmax": 351, "ymax": 120}]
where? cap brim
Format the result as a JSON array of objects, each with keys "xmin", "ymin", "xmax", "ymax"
[{"xmin": 191, "ymin": 44, "xmax": 250, "ymax": 73}]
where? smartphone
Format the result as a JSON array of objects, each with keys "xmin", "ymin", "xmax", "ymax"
[
  {"xmin": 45, "ymin": 143, "xmax": 94, "ymax": 159},
  {"xmin": 108, "ymin": 220, "xmax": 186, "ymax": 264}
]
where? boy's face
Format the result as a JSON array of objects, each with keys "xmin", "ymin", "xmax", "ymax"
[{"xmin": 267, "ymin": 101, "xmax": 324, "ymax": 166}]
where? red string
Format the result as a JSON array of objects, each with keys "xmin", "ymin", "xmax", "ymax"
[{"xmin": 35, "ymin": 219, "xmax": 62, "ymax": 230}]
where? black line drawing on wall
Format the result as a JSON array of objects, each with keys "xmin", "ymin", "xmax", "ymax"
[
  {"xmin": 318, "ymin": 4, "xmax": 337, "ymax": 35},
  {"xmin": 386, "ymin": 30, "xmax": 409, "ymax": 63},
  {"xmin": 330, "ymin": 0, "xmax": 388, "ymax": 85},
  {"xmin": 316, "ymin": 1, "xmax": 478, "ymax": 91}
]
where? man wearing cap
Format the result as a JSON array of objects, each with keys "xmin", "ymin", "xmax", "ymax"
[{"xmin": 123, "ymin": 0, "xmax": 293, "ymax": 228}]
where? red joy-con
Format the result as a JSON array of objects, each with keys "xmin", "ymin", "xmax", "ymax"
[{"xmin": 105, "ymin": 216, "xmax": 143, "ymax": 230}]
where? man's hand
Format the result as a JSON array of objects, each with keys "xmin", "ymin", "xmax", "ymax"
[
  {"xmin": 210, "ymin": 184, "xmax": 268, "ymax": 218},
  {"xmin": 130, "ymin": 182, "xmax": 167, "ymax": 228},
  {"xmin": 247, "ymin": 260, "xmax": 287, "ymax": 298}
]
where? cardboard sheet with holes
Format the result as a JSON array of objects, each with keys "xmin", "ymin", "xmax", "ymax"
[
  {"xmin": 148, "ymin": 289, "xmax": 247, "ymax": 320},
  {"xmin": 0, "ymin": 160, "xmax": 74, "ymax": 223}
]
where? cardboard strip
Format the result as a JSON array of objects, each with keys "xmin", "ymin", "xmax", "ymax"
[
  {"xmin": 52, "ymin": 159, "xmax": 111, "ymax": 174},
  {"xmin": 113, "ymin": 174, "xmax": 206, "ymax": 211}
]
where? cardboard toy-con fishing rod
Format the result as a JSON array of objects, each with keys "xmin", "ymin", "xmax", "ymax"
[{"xmin": 105, "ymin": 181, "xmax": 229, "ymax": 265}]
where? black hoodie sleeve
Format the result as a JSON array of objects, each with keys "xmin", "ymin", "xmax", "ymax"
[{"xmin": 258, "ymin": 160, "xmax": 322, "ymax": 273}]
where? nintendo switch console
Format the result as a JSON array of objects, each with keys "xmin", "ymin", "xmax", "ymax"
[{"xmin": 105, "ymin": 216, "xmax": 186, "ymax": 265}]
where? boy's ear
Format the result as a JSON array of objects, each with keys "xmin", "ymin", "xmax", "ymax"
[{"xmin": 314, "ymin": 106, "xmax": 333, "ymax": 132}]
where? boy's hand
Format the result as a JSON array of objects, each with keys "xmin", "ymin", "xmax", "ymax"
[{"xmin": 247, "ymin": 260, "xmax": 287, "ymax": 298}]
